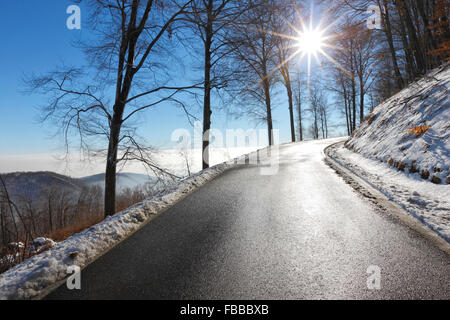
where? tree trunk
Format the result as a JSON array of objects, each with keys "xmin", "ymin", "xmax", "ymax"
[
  {"xmin": 343, "ymin": 85, "xmax": 350, "ymax": 136},
  {"xmin": 47, "ymin": 196, "xmax": 53, "ymax": 233},
  {"xmin": 261, "ymin": 53, "xmax": 274, "ymax": 146},
  {"xmin": 416, "ymin": 0, "xmax": 438, "ymax": 68},
  {"xmin": 296, "ymin": 96, "xmax": 303, "ymax": 141},
  {"xmin": 263, "ymin": 77, "xmax": 274, "ymax": 146},
  {"xmin": 314, "ymin": 111, "xmax": 319, "ymax": 139},
  {"xmin": 352, "ymin": 84, "xmax": 356, "ymax": 132},
  {"xmin": 396, "ymin": 0, "xmax": 426, "ymax": 75},
  {"xmin": 287, "ymin": 85, "xmax": 295, "ymax": 143},
  {"xmin": 351, "ymin": 63, "xmax": 357, "ymax": 131},
  {"xmin": 0, "ymin": 204, "xmax": 5, "ymax": 248},
  {"xmin": 381, "ymin": 0, "xmax": 404, "ymax": 89},
  {"xmin": 202, "ymin": 2, "xmax": 213, "ymax": 170},
  {"xmin": 104, "ymin": 118, "xmax": 121, "ymax": 217},
  {"xmin": 359, "ymin": 67, "xmax": 365, "ymax": 123},
  {"xmin": 320, "ymin": 108, "xmax": 325, "ymax": 139},
  {"xmin": 28, "ymin": 204, "xmax": 36, "ymax": 236},
  {"xmin": 398, "ymin": 16, "xmax": 417, "ymax": 80}
]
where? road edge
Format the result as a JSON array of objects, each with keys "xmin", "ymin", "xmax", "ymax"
[{"xmin": 324, "ymin": 142, "xmax": 450, "ymax": 256}]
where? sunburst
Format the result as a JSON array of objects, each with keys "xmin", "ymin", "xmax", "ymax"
[
  {"xmin": 273, "ymin": 4, "xmax": 352, "ymax": 94},
  {"xmin": 297, "ymin": 28, "xmax": 325, "ymax": 56},
  {"xmin": 237, "ymin": 3, "xmax": 352, "ymax": 104}
]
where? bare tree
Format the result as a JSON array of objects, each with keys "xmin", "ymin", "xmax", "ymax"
[
  {"xmin": 26, "ymin": 0, "xmax": 198, "ymax": 217},
  {"xmin": 272, "ymin": 1, "xmax": 304, "ymax": 143},
  {"xmin": 292, "ymin": 72, "xmax": 305, "ymax": 141},
  {"xmin": 230, "ymin": 0, "xmax": 279, "ymax": 146},
  {"xmin": 184, "ymin": 0, "xmax": 249, "ymax": 169},
  {"xmin": 307, "ymin": 83, "xmax": 323, "ymax": 140},
  {"xmin": 0, "ymin": 176, "xmax": 19, "ymax": 246},
  {"xmin": 354, "ymin": 28, "xmax": 378, "ymax": 122},
  {"xmin": 378, "ymin": 0, "xmax": 404, "ymax": 89},
  {"xmin": 318, "ymin": 97, "xmax": 330, "ymax": 139}
]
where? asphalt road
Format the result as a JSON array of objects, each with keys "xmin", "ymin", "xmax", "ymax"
[{"xmin": 46, "ymin": 139, "xmax": 450, "ymax": 299}]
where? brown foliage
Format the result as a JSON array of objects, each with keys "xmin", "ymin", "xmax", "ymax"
[
  {"xmin": 431, "ymin": 176, "xmax": 442, "ymax": 184},
  {"xmin": 1, "ymin": 183, "xmax": 152, "ymax": 275},
  {"xmin": 409, "ymin": 161, "xmax": 419, "ymax": 174},
  {"xmin": 47, "ymin": 218, "xmax": 103, "ymax": 242},
  {"xmin": 406, "ymin": 125, "xmax": 431, "ymax": 136},
  {"xmin": 421, "ymin": 170, "xmax": 430, "ymax": 180}
]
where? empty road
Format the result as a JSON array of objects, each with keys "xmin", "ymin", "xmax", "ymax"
[{"xmin": 46, "ymin": 139, "xmax": 450, "ymax": 299}]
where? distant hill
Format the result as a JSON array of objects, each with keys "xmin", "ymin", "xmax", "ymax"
[
  {"xmin": 0, "ymin": 171, "xmax": 86, "ymax": 200},
  {"xmin": 81, "ymin": 172, "xmax": 155, "ymax": 191},
  {"xmin": 346, "ymin": 63, "xmax": 449, "ymax": 184},
  {"xmin": 0, "ymin": 171, "xmax": 155, "ymax": 203}
]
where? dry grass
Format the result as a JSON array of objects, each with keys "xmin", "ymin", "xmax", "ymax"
[{"xmin": 47, "ymin": 218, "xmax": 104, "ymax": 242}]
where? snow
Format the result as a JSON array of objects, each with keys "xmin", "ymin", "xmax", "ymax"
[
  {"xmin": 8, "ymin": 242, "xmax": 25, "ymax": 250},
  {"xmin": 346, "ymin": 63, "xmax": 450, "ymax": 184},
  {"xmin": 30, "ymin": 238, "xmax": 56, "ymax": 255},
  {"xmin": 0, "ymin": 155, "xmax": 255, "ymax": 300},
  {"xmin": 327, "ymin": 142, "xmax": 450, "ymax": 243}
]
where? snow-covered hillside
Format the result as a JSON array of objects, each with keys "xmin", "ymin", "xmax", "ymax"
[
  {"xmin": 327, "ymin": 143, "xmax": 450, "ymax": 242},
  {"xmin": 346, "ymin": 63, "xmax": 449, "ymax": 184}
]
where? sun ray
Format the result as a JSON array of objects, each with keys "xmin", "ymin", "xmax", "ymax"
[
  {"xmin": 280, "ymin": 13, "xmax": 302, "ymax": 36},
  {"xmin": 322, "ymin": 43, "xmax": 346, "ymax": 52},
  {"xmin": 259, "ymin": 48, "xmax": 304, "ymax": 83},
  {"xmin": 245, "ymin": 25, "xmax": 299, "ymax": 42},
  {"xmin": 273, "ymin": 4, "xmax": 354, "ymax": 92},
  {"xmin": 294, "ymin": 6, "xmax": 308, "ymax": 33},
  {"xmin": 244, "ymin": 3, "xmax": 355, "ymax": 103},
  {"xmin": 319, "ymin": 49, "xmax": 353, "ymax": 78}
]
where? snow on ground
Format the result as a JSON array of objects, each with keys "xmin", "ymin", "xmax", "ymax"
[
  {"xmin": 0, "ymin": 153, "xmax": 257, "ymax": 300},
  {"xmin": 327, "ymin": 142, "xmax": 450, "ymax": 243},
  {"xmin": 346, "ymin": 63, "xmax": 449, "ymax": 184}
]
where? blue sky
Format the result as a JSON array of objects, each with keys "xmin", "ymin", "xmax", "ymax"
[{"xmin": 0, "ymin": 0, "xmax": 344, "ymax": 157}]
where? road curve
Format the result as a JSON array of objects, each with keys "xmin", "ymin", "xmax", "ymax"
[{"xmin": 46, "ymin": 139, "xmax": 450, "ymax": 300}]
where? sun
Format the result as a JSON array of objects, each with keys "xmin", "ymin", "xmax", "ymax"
[
  {"xmin": 256, "ymin": 5, "xmax": 352, "ymax": 94},
  {"xmin": 297, "ymin": 29, "xmax": 325, "ymax": 55}
]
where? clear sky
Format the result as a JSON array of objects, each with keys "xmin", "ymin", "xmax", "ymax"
[{"xmin": 0, "ymin": 0, "xmax": 344, "ymax": 159}]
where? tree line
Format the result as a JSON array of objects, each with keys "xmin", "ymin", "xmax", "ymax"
[
  {"xmin": 322, "ymin": 0, "xmax": 449, "ymax": 135},
  {"xmin": 0, "ymin": 173, "xmax": 160, "ymax": 273}
]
